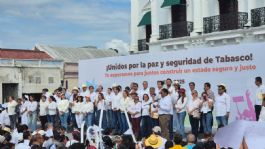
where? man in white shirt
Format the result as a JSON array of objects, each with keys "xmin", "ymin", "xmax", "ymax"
[
  {"xmin": 27, "ymin": 95, "xmax": 38, "ymax": 131},
  {"xmin": 7, "ymin": 96, "xmax": 18, "ymax": 129},
  {"xmin": 215, "ymin": 84, "xmax": 231, "ymax": 128},
  {"xmin": 164, "ymin": 78, "xmax": 174, "ymax": 95},
  {"xmin": 105, "ymin": 88, "xmax": 114, "ymax": 129},
  {"xmin": 155, "ymin": 81, "xmax": 164, "ymax": 100},
  {"xmin": 80, "ymin": 84, "xmax": 89, "ymax": 98},
  {"xmin": 255, "ymin": 77, "xmax": 265, "ymax": 121},
  {"xmin": 158, "ymin": 88, "xmax": 173, "ymax": 140},
  {"xmin": 39, "ymin": 95, "xmax": 49, "ymax": 129},
  {"xmin": 139, "ymin": 81, "xmax": 150, "ymax": 101},
  {"xmin": 112, "ymin": 86, "xmax": 123, "ymax": 133}
]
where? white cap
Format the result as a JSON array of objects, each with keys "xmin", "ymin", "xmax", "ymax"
[{"xmin": 152, "ymin": 126, "xmax": 161, "ymax": 133}]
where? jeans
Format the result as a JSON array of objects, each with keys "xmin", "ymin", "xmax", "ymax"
[
  {"xmin": 106, "ymin": 110, "xmax": 114, "ymax": 128},
  {"xmin": 85, "ymin": 113, "xmax": 93, "ymax": 127},
  {"xmin": 96, "ymin": 110, "xmax": 107, "ymax": 130},
  {"xmin": 216, "ymin": 116, "xmax": 228, "ymax": 128},
  {"xmin": 48, "ymin": 115, "xmax": 56, "ymax": 126},
  {"xmin": 151, "ymin": 118, "xmax": 159, "ymax": 128},
  {"xmin": 71, "ymin": 113, "xmax": 77, "ymax": 128},
  {"xmin": 120, "ymin": 113, "xmax": 129, "ymax": 133},
  {"xmin": 9, "ymin": 114, "xmax": 17, "ymax": 129},
  {"xmin": 173, "ymin": 109, "xmax": 180, "ymax": 132},
  {"xmin": 177, "ymin": 112, "xmax": 186, "ymax": 137},
  {"xmin": 202, "ymin": 112, "xmax": 213, "ymax": 134},
  {"xmin": 141, "ymin": 116, "xmax": 151, "ymax": 138},
  {"xmin": 39, "ymin": 115, "xmax": 48, "ymax": 129},
  {"xmin": 189, "ymin": 115, "xmax": 199, "ymax": 138},
  {"xmin": 59, "ymin": 112, "xmax": 69, "ymax": 129},
  {"xmin": 113, "ymin": 110, "xmax": 122, "ymax": 133},
  {"xmin": 28, "ymin": 111, "xmax": 37, "ymax": 131},
  {"xmin": 255, "ymin": 105, "xmax": 262, "ymax": 121}
]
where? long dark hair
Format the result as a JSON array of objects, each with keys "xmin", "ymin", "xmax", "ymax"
[{"xmin": 178, "ymin": 90, "xmax": 186, "ymax": 103}]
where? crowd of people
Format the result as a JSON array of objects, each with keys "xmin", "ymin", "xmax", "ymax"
[{"xmin": 0, "ymin": 76, "xmax": 264, "ymax": 149}]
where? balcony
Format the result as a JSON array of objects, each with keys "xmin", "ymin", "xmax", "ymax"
[
  {"xmin": 251, "ymin": 7, "xmax": 265, "ymax": 27},
  {"xmin": 203, "ymin": 12, "xmax": 248, "ymax": 34},
  {"xmin": 159, "ymin": 21, "xmax": 194, "ymax": 40},
  {"xmin": 138, "ymin": 39, "xmax": 149, "ymax": 51}
]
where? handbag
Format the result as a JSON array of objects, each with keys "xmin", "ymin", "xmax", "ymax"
[{"xmin": 193, "ymin": 110, "xmax": 201, "ymax": 119}]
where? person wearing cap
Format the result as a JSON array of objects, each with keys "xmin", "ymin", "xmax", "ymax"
[
  {"xmin": 175, "ymin": 88, "xmax": 188, "ymax": 138},
  {"xmin": 255, "ymin": 77, "xmax": 265, "ymax": 121},
  {"xmin": 128, "ymin": 95, "xmax": 141, "ymax": 139},
  {"xmin": 82, "ymin": 95, "xmax": 94, "ymax": 127},
  {"xmin": 27, "ymin": 95, "xmax": 38, "ymax": 132},
  {"xmin": 200, "ymin": 92, "xmax": 213, "ymax": 135},
  {"xmin": 47, "ymin": 96, "xmax": 57, "ymax": 126},
  {"xmin": 151, "ymin": 126, "xmax": 167, "ymax": 149},
  {"xmin": 74, "ymin": 95, "xmax": 84, "ymax": 129},
  {"xmin": 7, "ymin": 96, "xmax": 18, "ymax": 129},
  {"xmin": 39, "ymin": 95, "xmax": 49, "ymax": 130},
  {"xmin": 215, "ymin": 84, "xmax": 231, "ymax": 128},
  {"xmin": 171, "ymin": 81, "xmax": 181, "ymax": 137},
  {"xmin": 187, "ymin": 90, "xmax": 201, "ymax": 138},
  {"xmin": 158, "ymin": 88, "xmax": 173, "ymax": 140},
  {"xmin": 80, "ymin": 84, "xmax": 89, "ymax": 98},
  {"xmin": 57, "ymin": 94, "xmax": 70, "ymax": 130}
]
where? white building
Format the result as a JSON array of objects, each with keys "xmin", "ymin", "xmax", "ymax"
[{"xmin": 130, "ymin": 0, "xmax": 265, "ymax": 53}]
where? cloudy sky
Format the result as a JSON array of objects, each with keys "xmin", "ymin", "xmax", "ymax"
[{"xmin": 0, "ymin": 0, "xmax": 130, "ymax": 54}]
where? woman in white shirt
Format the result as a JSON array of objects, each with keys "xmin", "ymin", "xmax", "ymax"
[
  {"xmin": 47, "ymin": 96, "xmax": 57, "ymax": 126},
  {"xmin": 175, "ymin": 88, "xmax": 188, "ymax": 138},
  {"xmin": 150, "ymin": 88, "xmax": 159, "ymax": 127},
  {"xmin": 82, "ymin": 95, "xmax": 94, "ymax": 127},
  {"xmin": 128, "ymin": 95, "xmax": 141, "ymax": 139},
  {"xmin": 95, "ymin": 92, "xmax": 107, "ymax": 129},
  {"xmin": 141, "ymin": 94, "xmax": 152, "ymax": 138},
  {"xmin": 120, "ymin": 90, "xmax": 131, "ymax": 133},
  {"xmin": 74, "ymin": 95, "xmax": 84, "ymax": 129},
  {"xmin": 27, "ymin": 95, "xmax": 38, "ymax": 131},
  {"xmin": 39, "ymin": 95, "xmax": 49, "ymax": 129},
  {"xmin": 57, "ymin": 94, "xmax": 70, "ymax": 130},
  {"xmin": 200, "ymin": 92, "xmax": 213, "ymax": 135},
  {"xmin": 187, "ymin": 90, "xmax": 202, "ymax": 138}
]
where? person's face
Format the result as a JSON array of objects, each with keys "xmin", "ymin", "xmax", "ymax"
[
  {"xmin": 166, "ymin": 80, "xmax": 171, "ymax": 86},
  {"xmin": 41, "ymin": 97, "xmax": 46, "ymax": 102},
  {"xmin": 61, "ymin": 94, "xmax": 66, "ymax": 99},
  {"xmin": 134, "ymin": 97, "xmax": 139, "ymax": 103},
  {"xmin": 218, "ymin": 87, "xmax": 224, "ymax": 95},
  {"xmin": 98, "ymin": 86, "xmax": 103, "ymax": 92},
  {"xmin": 48, "ymin": 98, "xmax": 52, "ymax": 102},
  {"xmin": 130, "ymin": 83, "xmax": 134, "ymax": 89},
  {"xmin": 89, "ymin": 87, "xmax": 94, "ymax": 92},
  {"xmin": 8, "ymin": 97, "xmax": 13, "ymax": 102},
  {"xmin": 204, "ymin": 84, "xmax": 209, "ymax": 91},
  {"xmin": 73, "ymin": 90, "xmax": 78, "ymax": 94},
  {"xmin": 98, "ymin": 94, "xmax": 103, "ymax": 100},
  {"xmin": 189, "ymin": 83, "xmax": 195, "ymax": 91},
  {"xmin": 131, "ymin": 94, "xmax": 136, "ymax": 99},
  {"xmin": 29, "ymin": 96, "xmax": 34, "ymax": 101},
  {"xmin": 143, "ymin": 82, "xmax": 148, "ymax": 89},
  {"xmin": 57, "ymin": 92, "xmax": 61, "ymax": 97},
  {"xmin": 123, "ymin": 91, "xmax": 127, "ymax": 98},
  {"xmin": 255, "ymin": 80, "xmax": 260, "ymax": 86},
  {"xmin": 86, "ymin": 97, "xmax": 91, "ymax": 102},
  {"xmin": 202, "ymin": 93, "xmax": 207, "ymax": 99},
  {"xmin": 161, "ymin": 91, "xmax": 166, "ymax": 98},
  {"xmin": 192, "ymin": 91, "xmax": 198, "ymax": 98},
  {"xmin": 143, "ymin": 95, "xmax": 149, "ymax": 101},
  {"xmin": 82, "ymin": 87, "xmax": 87, "ymax": 92},
  {"xmin": 150, "ymin": 88, "xmax": 155, "ymax": 95},
  {"xmin": 107, "ymin": 89, "xmax": 111, "ymax": 94},
  {"xmin": 174, "ymin": 83, "xmax": 180, "ymax": 89},
  {"xmin": 133, "ymin": 84, "xmax": 138, "ymax": 90},
  {"xmin": 17, "ymin": 100, "xmax": 22, "ymax": 104},
  {"xmin": 157, "ymin": 82, "xmax": 162, "ymax": 88}
]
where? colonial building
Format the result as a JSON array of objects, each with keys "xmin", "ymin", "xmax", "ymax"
[
  {"xmin": 34, "ymin": 44, "xmax": 119, "ymax": 90},
  {"xmin": 0, "ymin": 49, "xmax": 63, "ymax": 103},
  {"xmin": 130, "ymin": 0, "xmax": 265, "ymax": 53}
]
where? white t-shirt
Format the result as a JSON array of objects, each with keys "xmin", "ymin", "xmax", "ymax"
[
  {"xmin": 158, "ymin": 95, "xmax": 173, "ymax": 115},
  {"xmin": 48, "ymin": 101, "xmax": 57, "ymax": 115},
  {"xmin": 255, "ymin": 84, "xmax": 265, "ymax": 105},
  {"xmin": 7, "ymin": 100, "xmax": 17, "ymax": 115},
  {"xmin": 175, "ymin": 97, "xmax": 188, "ymax": 113},
  {"xmin": 82, "ymin": 101, "xmax": 94, "ymax": 114},
  {"xmin": 39, "ymin": 101, "xmax": 49, "ymax": 116},
  {"xmin": 215, "ymin": 93, "xmax": 231, "ymax": 117},
  {"xmin": 128, "ymin": 102, "xmax": 141, "ymax": 118},
  {"xmin": 57, "ymin": 99, "xmax": 69, "ymax": 113},
  {"xmin": 201, "ymin": 99, "xmax": 213, "ymax": 114},
  {"xmin": 187, "ymin": 97, "xmax": 201, "ymax": 116},
  {"xmin": 112, "ymin": 94, "xmax": 122, "ymax": 110},
  {"xmin": 141, "ymin": 100, "xmax": 151, "ymax": 116},
  {"xmin": 138, "ymin": 88, "xmax": 150, "ymax": 101}
]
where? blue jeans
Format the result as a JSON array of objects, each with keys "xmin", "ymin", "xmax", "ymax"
[
  {"xmin": 48, "ymin": 115, "xmax": 56, "ymax": 126},
  {"xmin": 173, "ymin": 109, "xmax": 180, "ymax": 132},
  {"xmin": 141, "ymin": 116, "xmax": 151, "ymax": 138},
  {"xmin": 106, "ymin": 110, "xmax": 114, "ymax": 128},
  {"xmin": 113, "ymin": 110, "xmax": 122, "ymax": 133},
  {"xmin": 168, "ymin": 115, "xmax": 174, "ymax": 140},
  {"xmin": 28, "ymin": 111, "xmax": 37, "ymax": 131},
  {"xmin": 177, "ymin": 111, "xmax": 186, "ymax": 137},
  {"xmin": 202, "ymin": 112, "xmax": 213, "ymax": 134},
  {"xmin": 216, "ymin": 116, "xmax": 228, "ymax": 128},
  {"xmin": 96, "ymin": 110, "xmax": 107, "ymax": 129},
  {"xmin": 86, "ymin": 113, "xmax": 93, "ymax": 127},
  {"xmin": 151, "ymin": 118, "xmax": 159, "ymax": 128},
  {"xmin": 59, "ymin": 112, "xmax": 69, "ymax": 129},
  {"xmin": 120, "ymin": 113, "xmax": 129, "ymax": 133}
]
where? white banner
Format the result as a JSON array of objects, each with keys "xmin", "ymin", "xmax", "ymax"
[{"xmin": 79, "ymin": 43, "xmax": 265, "ymax": 122}]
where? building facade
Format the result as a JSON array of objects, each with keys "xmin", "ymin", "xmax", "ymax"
[
  {"xmin": 130, "ymin": 0, "xmax": 265, "ymax": 53},
  {"xmin": 0, "ymin": 49, "xmax": 63, "ymax": 103}
]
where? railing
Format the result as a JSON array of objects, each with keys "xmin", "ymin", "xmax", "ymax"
[
  {"xmin": 159, "ymin": 21, "xmax": 194, "ymax": 40},
  {"xmin": 138, "ymin": 39, "xmax": 149, "ymax": 51},
  {"xmin": 251, "ymin": 7, "xmax": 265, "ymax": 27},
  {"xmin": 203, "ymin": 12, "xmax": 248, "ymax": 33}
]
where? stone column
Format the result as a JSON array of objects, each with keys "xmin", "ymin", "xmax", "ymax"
[
  {"xmin": 191, "ymin": 0, "xmax": 203, "ymax": 35},
  {"xmin": 150, "ymin": 0, "xmax": 160, "ymax": 42},
  {"xmin": 130, "ymin": 0, "xmax": 139, "ymax": 52},
  {"xmin": 247, "ymin": 0, "xmax": 256, "ymax": 26}
]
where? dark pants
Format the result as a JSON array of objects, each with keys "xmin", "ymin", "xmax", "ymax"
[
  {"xmin": 151, "ymin": 118, "xmax": 159, "ymax": 128},
  {"xmin": 255, "ymin": 105, "xmax": 262, "ymax": 121},
  {"xmin": 199, "ymin": 112, "xmax": 204, "ymax": 132},
  {"xmin": 189, "ymin": 115, "xmax": 199, "ymax": 138},
  {"xmin": 120, "ymin": 113, "xmax": 129, "ymax": 133},
  {"xmin": 9, "ymin": 114, "xmax": 17, "ymax": 129},
  {"xmin": 132, "ymin": 117, "xmax": 141, "ymax": 139},
  {"xmin": 141, "ymin": 116, "xmax": 151, "ymax": 138},
  {"xmin": 39, "ymin": 115, "xmax": 48, "ymax": 129},
  {"xmin": 113, "ymin": 110, "xmax": 122, "ymax": 133},
  {"xmin": 96, "ymin": 110, "xmax": 107, "ymax": 130},
  {"xmin": 168, "ymin": 115, "xmax": 173, "ymax": 140},
  {"xmin": 48, "ymin": 115, "xmax": 56, "ymax": 126}
]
